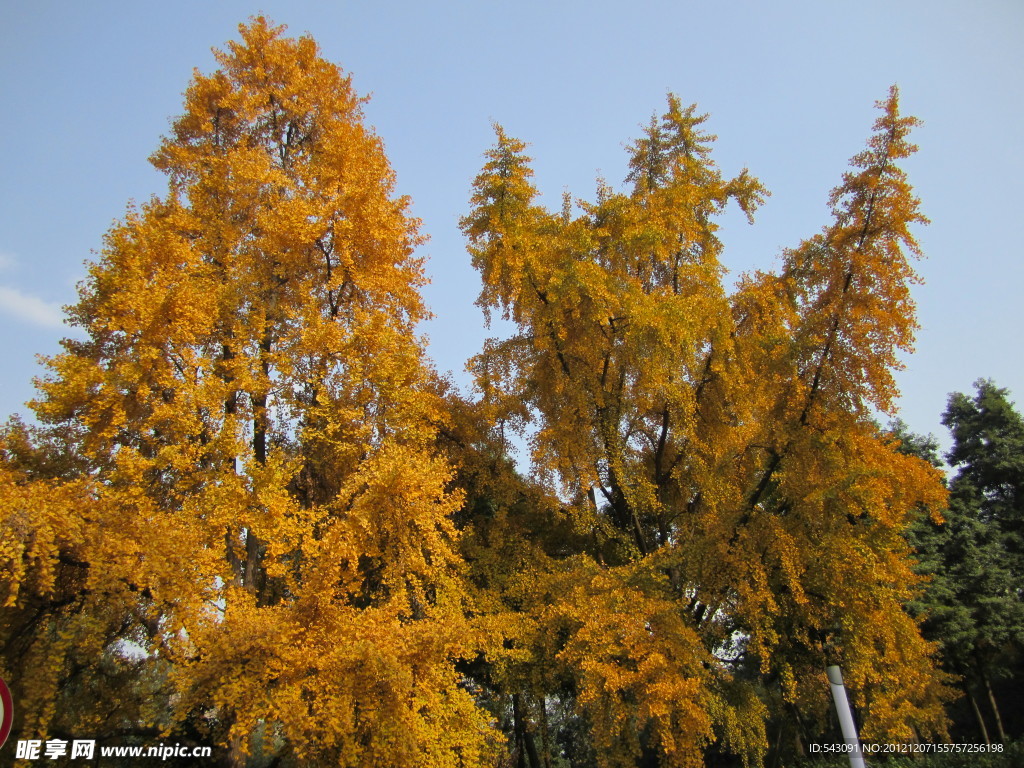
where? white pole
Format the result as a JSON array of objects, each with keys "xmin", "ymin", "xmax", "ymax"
[{"xmin": 826, "ymin": 665, "xmax": 867, "ymax": 768}]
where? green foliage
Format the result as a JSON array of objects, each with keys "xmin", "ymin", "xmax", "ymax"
[
  {"xmin": 941, "ymin": 383, "xmax": 1024, "ymax": 669},
  {"xmin": 904, "ymin": 381, "xmax": 1024, "ymax": 744}
]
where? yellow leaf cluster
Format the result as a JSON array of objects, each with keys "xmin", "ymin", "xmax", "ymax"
[
  {"xmin": 461, "ymin": 87, "xmax": 950, "ymax": 765},
  {"xmin": 1, "ymin": 18, "xmax": 493, "ymax": 766}
]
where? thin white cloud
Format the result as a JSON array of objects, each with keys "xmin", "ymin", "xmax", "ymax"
[
  {"xmin": 0, "ymin": 285, "xmax": 66, "ymax": 329},
  {"xmin": 0, "ymin": 250, "xmax": 17, "ymax": 271}
]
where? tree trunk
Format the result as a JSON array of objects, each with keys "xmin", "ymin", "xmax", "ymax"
[
  {"xmin": 982, "ymin": 671, "xmax": 1007, "ymax": 742},
  {"xmin": 512, "ymin": 694, "xmax": 542, "ymax": 768},
  {"xmin": 770, "ymin": 718, "xmax": 784, "ymax": 768},
  {"xmin": 228, "ymin": 732, "xmax": 246, "ymax": 768},
  {"xmin": 539, "ymin": 696, "xmax": 551, "ymax": 768},
  {"xmin": 790, "ymin": 703, "xmax": 807, "ymax": 759},
  {"xmin": 966, "ymin": 685, "xmax": 991, "ymax": 745}
]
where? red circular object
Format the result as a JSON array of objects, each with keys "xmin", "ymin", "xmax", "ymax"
[{"xmin": 0, "ymin": 677, "xmax": 12, "ymax": 749}]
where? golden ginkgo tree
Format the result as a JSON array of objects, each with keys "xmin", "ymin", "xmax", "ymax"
[
  {"xmin": 2, "ymin": 18, "xmax": 494, "ymax": 767},
  {"xmin": 1, "ymin": 16, "xmax": 955, "ymax": 768},
  {"xmin": 461, "ymin": 88, "xmax": 951, "ymax": 767}
]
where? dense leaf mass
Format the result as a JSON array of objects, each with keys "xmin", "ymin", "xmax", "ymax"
[
  {"xmin": 460, "ymin": 88, "xmax": 950, "ymax": 766},
  {"xmin": 2, "ymin": 18, "xmax": 493, "ymax": 768},
  {"xmin": 1, "ymin": 18, "xmax": 959, "ymax": 768},
  {"xmin": 906, "ymin": 382, "xmax": 1024, "ymax": 744}
]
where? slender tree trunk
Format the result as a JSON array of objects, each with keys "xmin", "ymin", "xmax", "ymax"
[
  {"xmin": 539, "ymin": 696, "xmax": 551, "ymax": 768},
  {"xmin": 790, "ymin": 703, "xmax": 807, "ymax": 759},
  {"xmin": 222, "ymin": 343, "xmax": 243, "ymax": 585},
  {"xmin": 770, "ymin": 718, "xmax": 784, "ymax": 768},
  {"xmin": 245, "ymin": 327, "xmax": 273, "ymax": 599},
  {"xmin": 966, "ymin": 685, "xmax": 991, "ymax": 745},
  {"xmin": 228, "ymin": 731, "xmax": 246, "ymax": 768},
  {"xmin": 512, "ymin": 694, "xmax": 542, "ymax": 768},
  {"xmin": 512, "ymin": 694, "xmax": 527, "ymax": 768},
  {"xmin": 982, "ymin": 671, "xmax": 1007, "ymax": 742}
]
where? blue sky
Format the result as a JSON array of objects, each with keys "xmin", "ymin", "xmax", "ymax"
[{"xmin": 1, "ymin": 0, "xmax": 1022, "ymax": 456}]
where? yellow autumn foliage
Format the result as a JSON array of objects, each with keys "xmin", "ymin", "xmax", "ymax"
[
  {"xmin": 2, "ymin": 17, "xmax": 496, "ymax": 767},
  {"xmin": 461, "ymin": 87, "xmax": 951, "ymax": 767},
  {"xmin": 0, "ymin": 16, "xmax": 953, "ymax": 768}
]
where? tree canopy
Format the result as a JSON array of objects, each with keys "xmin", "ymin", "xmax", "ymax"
[
  {"xmin": 906, "ymin": 381, "xmax": 1024, "ymax": 744},
  {"xmin": 459, "ymin": 87, "xmax": 950, "ymax": 767},
  {"xmin": 2, "ymin": 18, "xmax": 493, "ymax": 767},
  {"xmin": 0, "ymin": 18, "xmax": 961, "ymax": 768}
]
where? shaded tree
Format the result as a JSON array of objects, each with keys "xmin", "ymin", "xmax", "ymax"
[{"xmin": 907, "ymin": 382, "xmax": 1024, "ymax": 743}]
